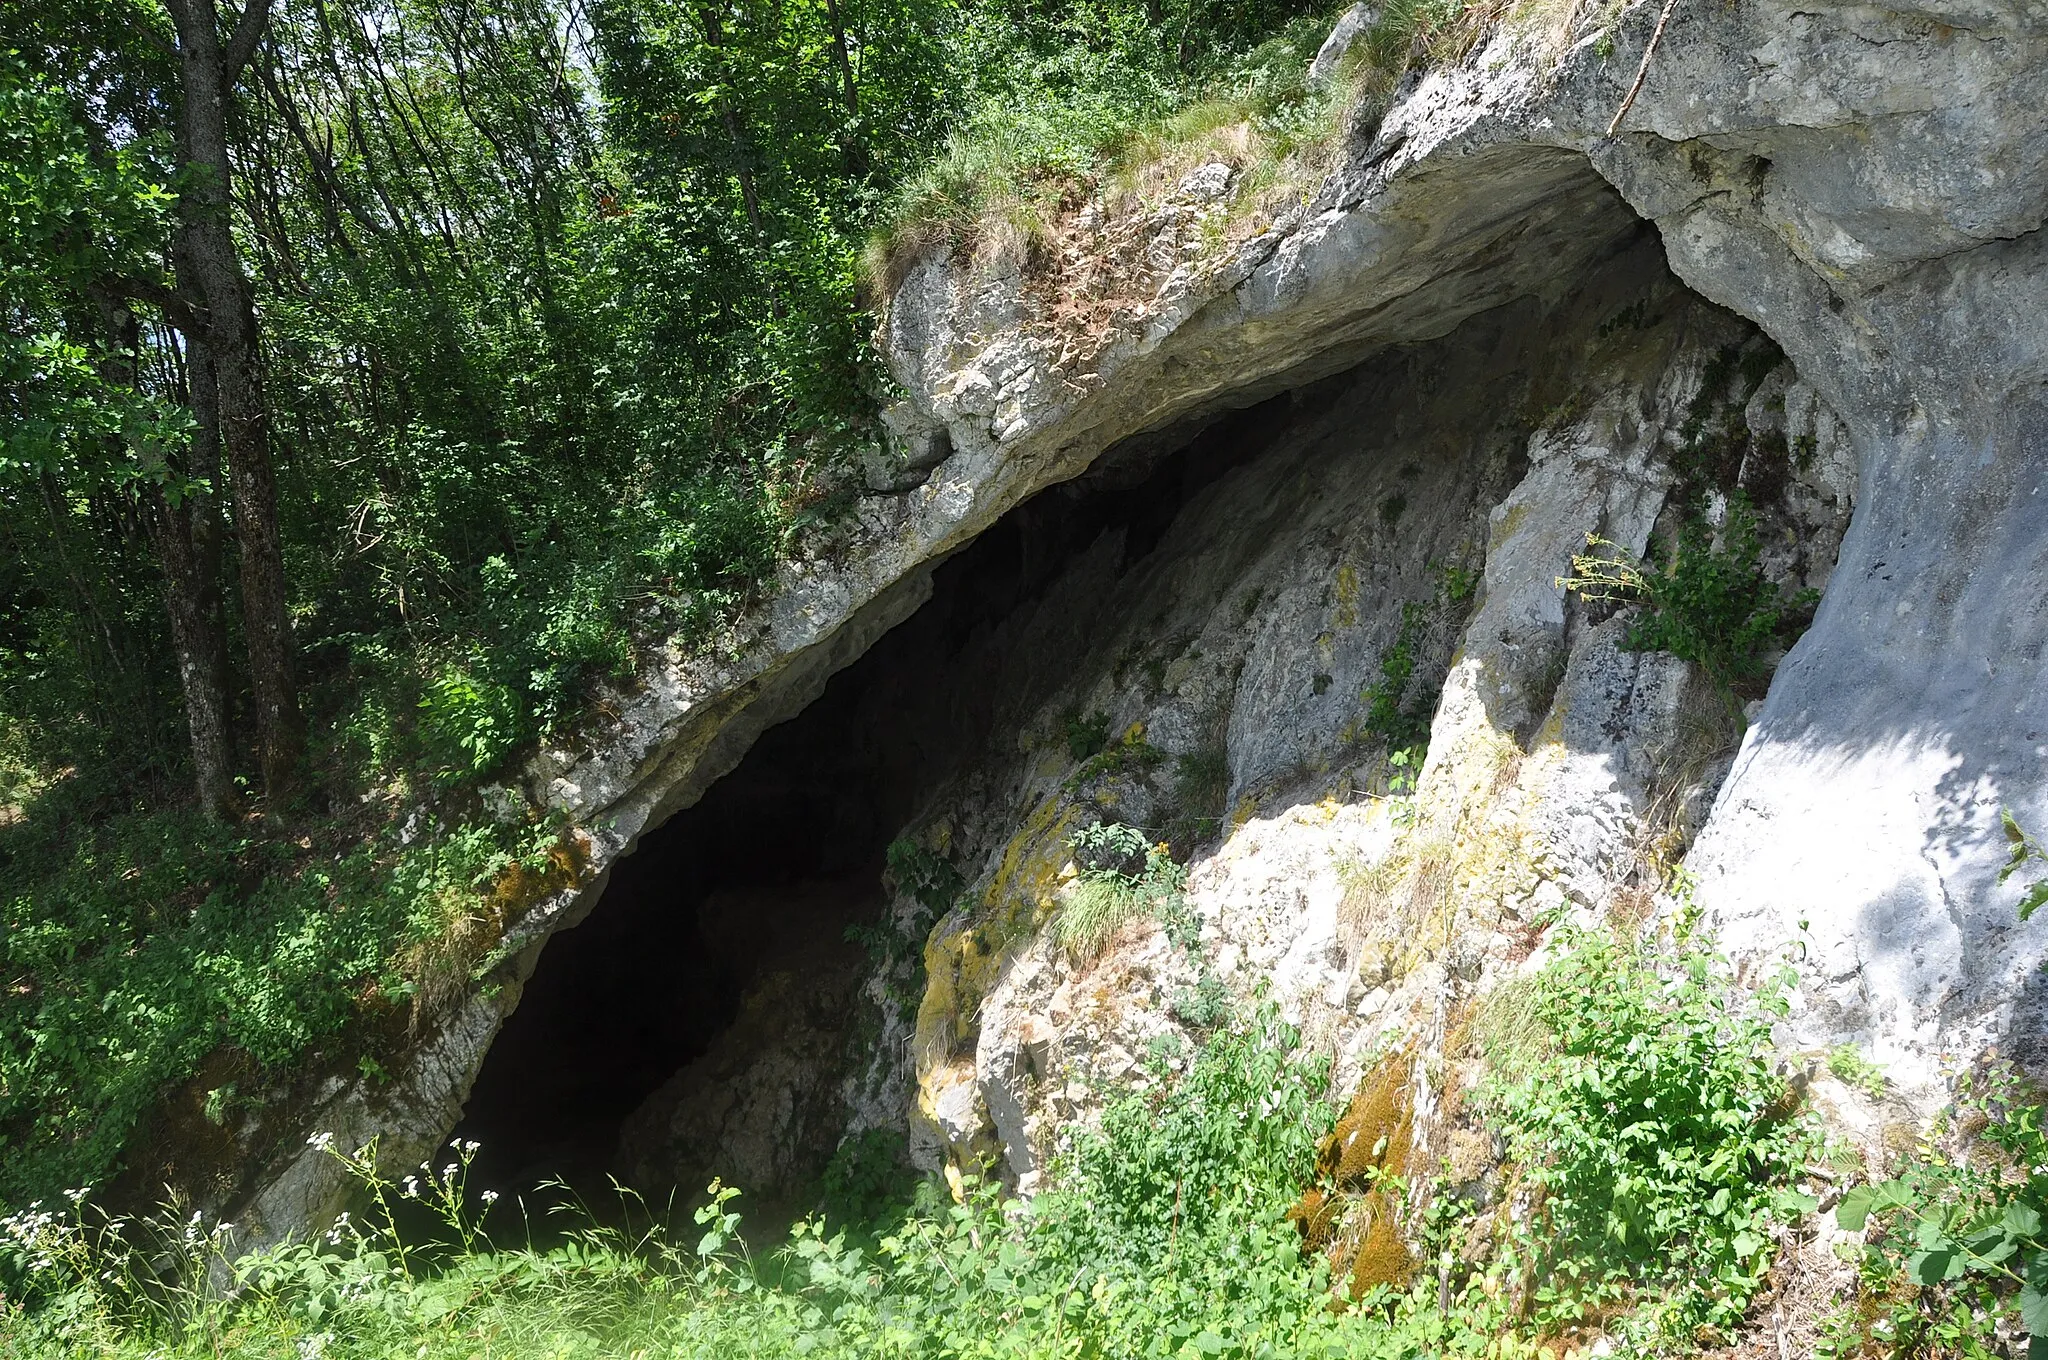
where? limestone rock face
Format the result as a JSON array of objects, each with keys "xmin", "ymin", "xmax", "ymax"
[
  {"xmin": 881, "ymin": 265, "xmax": 1840, "ymax": 1181},
  {"xmin": 874, "ymin": 0, "xmax": 2048, "ymax": 1113},
  {"xmin": 230, "ymin": 0, "xmax": 2046, "ymax": 1242}
]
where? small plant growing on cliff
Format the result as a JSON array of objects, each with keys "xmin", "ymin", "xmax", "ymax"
[
  {"xmin": 2003, "ymin": 808, "xmax": 2048, "ymax": 922},
  {"xmin": 1361, "ymin": 602, "xmax": 1432, "ymax": 748},
  {"xmin": 1062, "ymin": 709, "xmax": 1112, "ymax": 760},
  {"xmin": 1826, "ymin": 1043, "xmax": 1890, "ymax": 1100},
  {"xmin": 1058, "ymin": 822, "xmax": 1186, "ymax": 956},
  {"xmin": 1832, "ymin": 1065, "xmax": 2048, "ymax": 1355},
  {"xmin": 1561, "ymin": 494, "xmax": 1816, "ymax": 695}
]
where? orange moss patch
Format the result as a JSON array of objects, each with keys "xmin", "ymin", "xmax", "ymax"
[
  {"xmin": 1319, "ymin": 1046, "xmax": 1415, "ymax": 1187},
  {"xmin": 1288, "ymin": 1186, "xmax": 1341, "ymax": 1252},
  {"xmin": 1348, "ymin": 1196, "xmax": 1417, "ymax": 1296},
  {"xmin": 486, "ymin": 826, "xmax": 593, "ymax": 923},
  {"xmin": 1288, "ymin": 1047, "xmax": 1425, "ymax": 1300}
]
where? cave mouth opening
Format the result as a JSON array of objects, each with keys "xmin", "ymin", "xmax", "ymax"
[
  {"xmin": 451, "ymin": 395, "xmax": 1291, "ymax": 1219},
  {"xmin": 447, "ymin": 212, "xmax": 1707, "ymax": 1227}
]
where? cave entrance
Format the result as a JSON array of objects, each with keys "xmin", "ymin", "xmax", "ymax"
[{"xmin": 453, "ymin": 401, "xmax": 1280, "ymax": 1219}]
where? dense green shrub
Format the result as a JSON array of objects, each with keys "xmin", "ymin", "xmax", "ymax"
[
  {"xmin": 1482, "ymin": 913, "xmax": 1823, "ymax": 1340},
  {"xmin": 1563, "ymin": 494, "xmax": 1817, "ymax": 694}
]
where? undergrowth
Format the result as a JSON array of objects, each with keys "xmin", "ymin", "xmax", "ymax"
[
  {"xmin": 868, "ymin": 0, "xmax": 1519, "ymax": 290},
  {"xmin": 1481, "ymin": 910, "xmax": 1823, "ymax": 1343},
  {"xmin": 0, "ymin": 917, "xmax": 1832, "ymax": 1358},
  {"xmin": 0, "ymin": 791, "xmax": 573, "ymax": 1208}
]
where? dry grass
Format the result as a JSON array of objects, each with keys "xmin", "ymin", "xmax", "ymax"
[
  {"xmin": 865, "ymin": 0, "xmax": 1509, "ymax": 321},
  {"xmin": 864, "ymin": 0, "xmax": 1586, "ymax": 392},
  {"xmin": 1339, "ymin": 832, "xmax": 1463, "ymax": 986}
]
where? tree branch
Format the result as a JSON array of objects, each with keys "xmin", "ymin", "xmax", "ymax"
[
  {"xmin": 102, "ymin": 275, "xmax": 208, "ymax": 335},
  {"xmin": 223, "ymin": 0, "xmax": 274, "ymax": 85}
]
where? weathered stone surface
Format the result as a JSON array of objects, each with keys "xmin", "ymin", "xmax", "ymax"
[
  {"xmin": 1308, "ymin": 2, "xmax": 1375, "ymax": 87},
  {"xmin": 618, "ymin": 964, "xmax": 861, "ymax": 1219},
  {"xmin": 887, "ymin": 267, "xmax": 1834, "ymax": 1182}
]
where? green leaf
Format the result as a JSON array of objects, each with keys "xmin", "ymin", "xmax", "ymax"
[
  {"xmin": 2022, "ymin": 882, "xmax": 2048, "ymax": 923},
  {"xmin": 1909, "ymin": 1247, "xmax": 1962, "ymax": 1285},
  {"xmin": 2008, "ymin": 1202, "xmax": 2044, "ymax": 1238},
  {"xmin": 2023, "ymin": 1281, "xmax": 2048, "ymax": 1338},
  {"xmin": 1835, "ymin": 1186, "xmax": 1875, "ymax": 1231}
]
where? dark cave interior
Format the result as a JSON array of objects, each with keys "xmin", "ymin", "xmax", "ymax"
[{"xmin": 452, "ymin": 393, "xmax": 1292, "ymax": 1206}]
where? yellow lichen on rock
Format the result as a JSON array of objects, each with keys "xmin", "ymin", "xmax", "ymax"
[
  {"xmin": 910, "ymin": 793, "xmax": 1079, "ymax": 1167},
  {"xmin": 1335, "ymin": 562, "xmax": 1361, "ymax": 629}
]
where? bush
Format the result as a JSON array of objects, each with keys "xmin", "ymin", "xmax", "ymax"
[
  {"xmin": 1482, "ymin": 913, "xmax": 1823, "ymax": 1340},
  {"xmin": 1563, "ymin": 493, "xmax": 1817, "ymax": 695},
  {"xmin": 0, "ymin": 803, "xmax": 558, "ymax": 1207},
  {"xmin": 1833, "ymin": 1066, "xmax": 2048, "ymax": 1355}
]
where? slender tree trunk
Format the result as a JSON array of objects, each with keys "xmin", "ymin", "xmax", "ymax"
[
  {"xmin": 157, "ymin": 327, "xmax": 236, "ymax": 821},
  {"xmin": 164, "ymin": 0, "xmax": 303, "ymax": 801},
  {"xmin": 820, "ymin": 0, "xmax": 866, "ymax": 177},
  {"xmin": 822, "ymin": 0, "xmax": 858, "ymax": 114},
  {"xmin": 697, "ymin": 8, "xmax": 764, "ymax": 234},
  {"xmin": 144, "ymin": 483, "xmax": 236, "ymax": 819},
  {"xmin": 99, "ymin": 287, "xmax": 237, "ymax": 819}
]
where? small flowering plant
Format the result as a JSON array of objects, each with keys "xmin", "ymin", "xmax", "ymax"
[
  {"xmin": 1835, "ymin": 1064, "xmax": 2048, "ymax": 1353},
  {"xmin": 302, "ymin": 1132, "xmax": 495, "ymax": 1267},
  {"xmin": 0, "ymin": 1184, "xmax": 240, "ymax": 1326}
]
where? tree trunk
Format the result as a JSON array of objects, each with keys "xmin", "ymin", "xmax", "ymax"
[
  {"xmin": 697, "ymin": 7, "xmax": 764, "ymax": 234},
  {"xmin": 144, "ymin": 480, "xmax": 236, "ymax": 819},
  {"xmin": 156, "ymin": 326, "xmax": 236, "ymax": 821},
  {"xmin": 820, "ymin": 0, "xmax": 867, "ymax": 177},
  {"xmin": 822, "ymin": 0, "xmax": 858, "ymax": 114},
  {"xmin": 98, "ymin": 286, "xmax": 237, "ymax": 819},
  {"xmin": 164, "ymin": 0, "xmax": 303, "ymax": 801}
]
